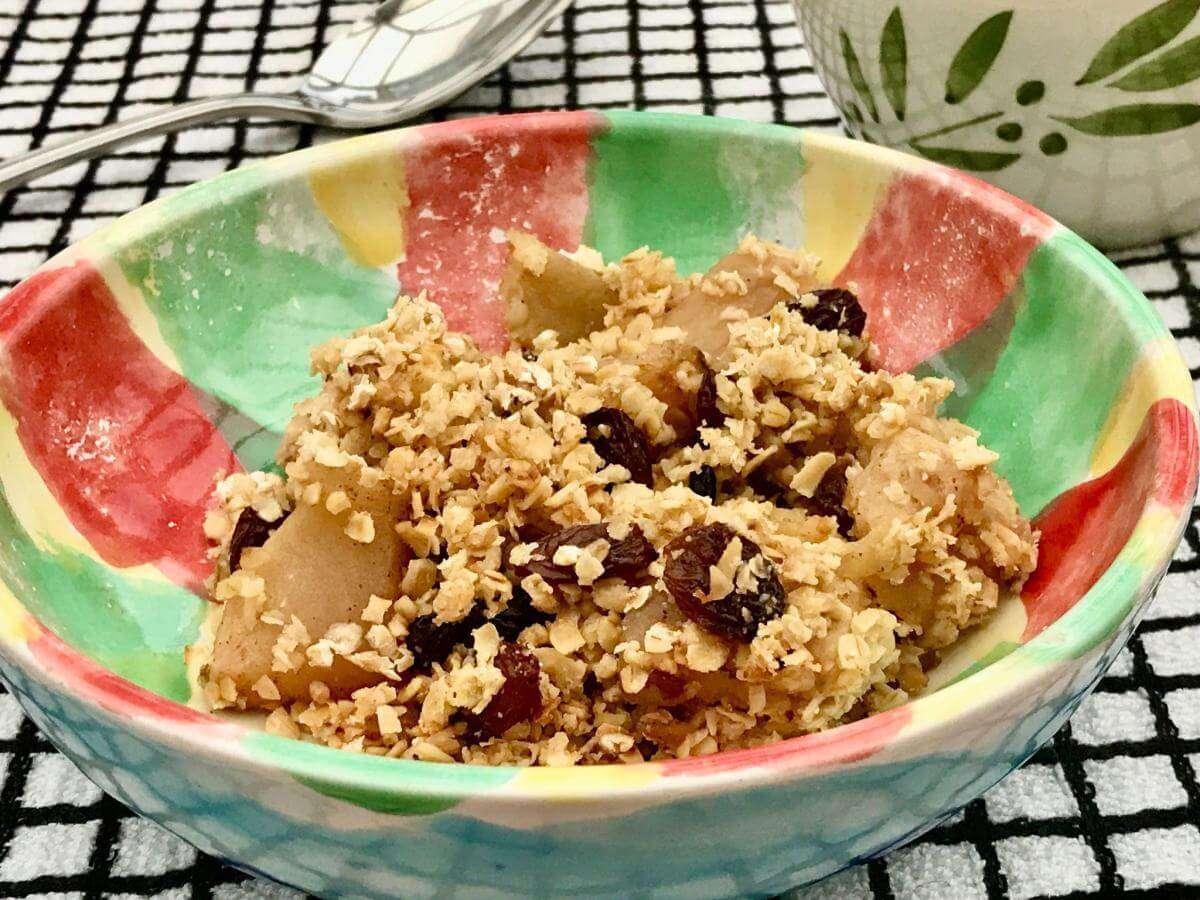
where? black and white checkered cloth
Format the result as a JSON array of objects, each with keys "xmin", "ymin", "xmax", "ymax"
[{"xmin": 0, "ymin": 1, "xmax": 1198, "ymax": 897}]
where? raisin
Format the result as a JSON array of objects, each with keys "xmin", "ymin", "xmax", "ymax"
[
  {"xmin": 646, "ymin": 670, "xmax": 687, "ymax": 703},
  {"xmin": 462, "ymin": 643, "xmax": 542, "ymax": 741},
  {"xmin": 746, "ymin": 458, "xmax": 853, "ymax": 535},
  {"xmin": 582, "ymin": 670, "xmax": 601, "ymax": 698},
  {"xmin": 523, "ymin": 523, "xmax": 656, "ymax": 584},
  {"xmin": 582, "ymin": 407, "xmax": 654, "ymax": 486},
  {"xmin": 228, "ymin": 507, "xmax": 287, "ymax": 572},
  {"xmin": 604, "ymin": 526, "xmax": 658, "ymax": 577},
  {"xmin": 747, "ymin": 467, "xmax": 789, "ymax": 505},
  {"xmin": 525, "ymin": 523, "xmax": 606, "ymax": 583},
  {"xmin": 798, "ymin": 462, "xmax": 854, "ymax": 537},
  {"xmin": 635, "ymin": 738, "xmax": 659, "ymax": 760},
  {"xmin": 515, "ymin": 521, "xmax": 554, "ymax": 543},
  {"xmin": 792, "ymin": 288, "xmax": 867, "ymax": 337},
  {"xmin": 688, "ymin": 465, "xmax": 718, "ymax": 502},
  {"xmin": 407, "ymin": 606, "xmax": 487, "ymax": 673},
  {"xmin": 663, "ymin": 523, "xmax": 787, "ymax": 642},
  {"xmin": 696, "ymin": 354, "xmax": 725, "ymax": 429},
  {"xmin": 489, "ymin": 584, "xmax": 554, "ymax": 642}
]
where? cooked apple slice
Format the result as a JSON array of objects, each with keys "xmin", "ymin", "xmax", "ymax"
[
  {"xmin": 206, "ymin": 465, "xmax": 408, "ymax": 705},
  {"xmin": 503, "ymin": 230, "xmax": 616, "ymax": 345},
  {"xmin": 843, "ymin": 424, "xmax": 1037, "ymax": 650},
  {"xmin": 635, "ymin": 340, "xmax": 705, "ymax": 439},
  {"xmin": 664, "ymin": 237, "xmax": 820, "ymax": 358}
]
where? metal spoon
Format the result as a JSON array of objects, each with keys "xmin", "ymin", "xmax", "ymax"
[{"xmin": 0, "ymin": 0, "xmax": 572, "ymax": 192}]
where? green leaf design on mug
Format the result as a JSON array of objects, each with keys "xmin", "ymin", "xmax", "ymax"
[
  {"xmin": 944, "ymin": 11, "xmax": 1013, "ymax": 104},
  {"xmin": 880, "ymin": 7, "xmax": 908, "ymax": 121},
  {"xmin": 1109, "ymin": 35, "xmax": 1200, "ymax": 90},
  {"xmin": 1076, "ymin": 0, "xmax": 1200, "ymax": 85},
  {"xmin": 1053, "ymin": 102, "xmax": 1200, "ymax": 135},
  {"xmin": 908, "ymin": 142, "xmax": 1021, "ymax": 171},
  {"xmin": 840, "ymin": 29, "xmax": 880, "ymax": 122}
]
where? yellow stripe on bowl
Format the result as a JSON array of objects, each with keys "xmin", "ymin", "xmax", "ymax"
[
  {"xmin": 1091, "ymin": 336, "xmax": 1197, "ymax": 478},
  {"xmin": 799, "ymin": 131, "xmax": 896, "ymax": 281},
  {"xmin": 309, "ymin": 141, "xmax": 410, "ymax": 268},
  {"xmin": 0, "ymin": 404, "xmax": 167, "ymax": 585}
]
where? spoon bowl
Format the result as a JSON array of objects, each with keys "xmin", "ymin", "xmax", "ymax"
[
  {"xmin": 302, "ymin": 0, "xmax": 572, "ymax": 126},
  {"xmin": 0, "ymin": 0, "xmax": 573, "ymax": 191}
]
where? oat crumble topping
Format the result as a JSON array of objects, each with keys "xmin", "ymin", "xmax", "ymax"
[{"xmin": 194, "ymin": 233, "xmax": 1038, "ymax": 766}]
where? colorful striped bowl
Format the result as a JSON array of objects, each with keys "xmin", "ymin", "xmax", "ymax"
[{"xmin": 0, "ymin": 111, "xmax": 1194, "ymax": 898}]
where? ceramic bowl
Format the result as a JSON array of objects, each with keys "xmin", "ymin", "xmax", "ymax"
[
  {"xmin": 0, "ymin": 111, "xmax": 1195, "ymax": 898},
  {"xmin": 795, "ymin": 0, "xmax": 1200, "ymax": 249}
]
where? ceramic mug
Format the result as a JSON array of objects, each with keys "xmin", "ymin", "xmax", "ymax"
[{"xmin": 795, "ymin": 0, "xmax": 1200, "ymax": 249}]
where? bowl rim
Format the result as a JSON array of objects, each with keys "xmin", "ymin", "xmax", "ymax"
[{"xmin": 0, "ymin": 109, "xmax": 1195, "ymax": 805}]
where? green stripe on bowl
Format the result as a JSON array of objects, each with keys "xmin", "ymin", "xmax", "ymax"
[
  {"xmin": 941, "ymin": 640, "xmax": 1020, "ymax": 689},
  {"xmin": 585, "ymin": 111, "xmax": 807, "ymax": 274},
  {"xmin": 919, "ymin": 287, "xmax": 1022, "ymax": 423},
  {"xmin": 936, "ymin": 230, "xmax": 1160, "ymax": 517},
  {"xmin": 244, "ymin": 731, "xmax": 516, "ymax": 815},
  {"xmin": 1026, "ymin": 558, "xmax": 1145, "ymax": 661},
  {"xmin": 0, "ymin": 487, "xmax": 203, "ymax": 702},
  {"xmin": 116, "ymin": 171, "xmax": 398, "ymax": 433}
]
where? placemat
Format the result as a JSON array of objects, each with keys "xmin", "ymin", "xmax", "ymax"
[{"xmin": 0, "ymin": 0, "xmax": 1198, "ymax": 897}]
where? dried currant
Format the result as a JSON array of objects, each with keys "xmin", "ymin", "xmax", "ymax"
[
  {"xmin": 696, "ymin": 353, "xmax": 725, "ymax": 429},
  {"xmin": 489, "ymin": 584, "xmax": 554, "ymax": 642},
  {"xmin": 228, "ymin": 507, "xmax": 287, "ymax": 572},
  {"xmin": 461, "ymin": 642, "xmax": 543, "ymax": 742},
  {"xmin": 407, "ymin": 606, "xmax": 487, "ymax": 673},
  {"xmin": 791, "ymin": 288, "xmax": 867, "ymax": 337},
  {"xmin": 523, "ymin": 522, "xmax": 656, "ymax": 584},
  {"xmin": 663, "ymin": 522, "xmax": 786, "ymax": 642},
  {"xmin": 582, "ymin": 407, "xmax": 654, "ymax": 486},
  {"xmin": 688, "ymin": 465, "xmax": 718, "ymax": 502}
]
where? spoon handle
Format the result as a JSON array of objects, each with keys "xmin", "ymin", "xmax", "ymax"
[{"xmin": 0, "ymin": 93, "xmax": 325, "ymax": 194}]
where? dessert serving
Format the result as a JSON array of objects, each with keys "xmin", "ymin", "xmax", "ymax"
[
  {"xmin": 3, "ymin": 111, "xmax": 1192, "ymax": 899},
  {"xmin": 193, "ymin": 231, "xmax": 1038, "ymax": 766}
]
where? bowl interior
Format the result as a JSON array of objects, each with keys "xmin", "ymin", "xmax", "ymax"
[{"xmin": 0, "ymin": 111, "xmax": 1193, "ymax": 731}]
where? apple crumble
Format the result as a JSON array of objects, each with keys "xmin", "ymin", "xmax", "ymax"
[{"xmin": 192, "ymin": 233, "xmax": 1038, "ymax": 766}]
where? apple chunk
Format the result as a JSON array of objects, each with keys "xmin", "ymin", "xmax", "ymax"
[
  {"xmin": 664, "ymin": 238, "xmax": 819, "ymax": 358},
  {"xmin": 503, "ymin": 230, "xmax": 616, "ymax": 345},
  {"xmin": 206, "ymin": 467, "xmax": 408, "ymax": 705}
]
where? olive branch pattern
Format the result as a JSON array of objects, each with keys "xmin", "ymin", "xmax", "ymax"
[{"xmin": 836, "ymin": 0, "xmax": 1200, "ymax": 171}]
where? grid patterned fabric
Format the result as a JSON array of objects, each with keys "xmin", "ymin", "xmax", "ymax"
[{"xmin": 0, "ymin": 1, "xmax": 1198, "ymax": 897}]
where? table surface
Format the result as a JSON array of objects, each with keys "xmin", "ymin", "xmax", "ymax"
[{"xmin": 1, "ymin": 0, "xmax": 1199, "ymax": 897}]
